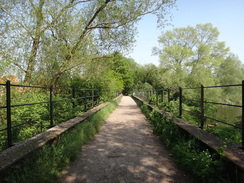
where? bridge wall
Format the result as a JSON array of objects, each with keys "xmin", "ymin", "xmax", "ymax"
[
  {"xmin": 133, "ymin": 95, "xmax": 244, "ymax": 182},
  {"xmin": 0, "ymin": 95, "xmax": 122, "ymax": 172}
]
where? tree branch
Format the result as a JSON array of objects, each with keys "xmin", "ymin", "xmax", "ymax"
[
  {"xmin": 71, "ymin": 0, "xmax": 112, "ymax": 54},
  {"xmin": 87, "ymin": 5, "xmax": 163, "ymax": 30},
  {"xmin": 41, "ymin": 0, "xmax": 78, "ymax": 33},
  {"xmin": 0, "ymin": 8, "xmax": 34, "ymax": 39},
  {"xmin": 0, "ymin": 52, "xmax": 27, "ymax": 73},
  {"xmin": 28, "ymin": 0, "xmax": 36, "ymax": 10}
]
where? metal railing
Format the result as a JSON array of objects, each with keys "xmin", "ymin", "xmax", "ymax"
[
  {"xmin": 134, "ymin": 81, "xmax": 244, "ymax": 148},
  {"xmin": 0, "ymin": 80, "xmax": 99, "ymax": 149}
]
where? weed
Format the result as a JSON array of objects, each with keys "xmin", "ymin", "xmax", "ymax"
[
  {"xmin": 133, "ymin": 96, "xmax": 228, "ymax": 182},
  {"xmin": 0, "ymin": 96, "xmax": 121, "ymax": 183}
]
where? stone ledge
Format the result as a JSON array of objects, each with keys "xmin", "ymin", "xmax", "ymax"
[
  {"xmin": 133, "ymin": 95, "xmax": 244, "ymax": 173},
  {"xmin": 0, "ymin": 95, "xmax": 121, "ymax": 172}
]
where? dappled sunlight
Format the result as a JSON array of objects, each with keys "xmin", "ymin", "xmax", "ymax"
[{"xmin": 58, "ymin": 96, "xmax": 189, "ymax": 183}]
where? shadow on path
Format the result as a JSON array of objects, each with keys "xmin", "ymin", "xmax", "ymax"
[{"xmin": 58, "ymin": 96, "xmax": 190, "ymax": 183}]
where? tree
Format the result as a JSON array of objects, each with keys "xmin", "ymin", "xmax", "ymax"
[
  {"xmin": 0, "ymin": 0, "xmax": 175, "ymax": 85},
  {"xmin": 153, "ymin": 23, "xmax": 230, "ymax": 87},
  {"xmin": 109, "ymin": 52, "xmax": 135, "ymax": 94},
  {"xmin": 217, "ymin": 54, "xmax": 244, "ymax": 102},
  {"xmin": 133, "ymin": 64, "xmax": 165, "ymax": 91}
]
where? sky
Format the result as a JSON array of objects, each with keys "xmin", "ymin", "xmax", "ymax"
[{"xmin": 127, "ymin": 0, "xmax": 244, "ymax": 66}]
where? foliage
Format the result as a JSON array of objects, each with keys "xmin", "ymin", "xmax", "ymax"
[
  {"xmin": 206, "ymin": 126, "xmax": 242, "ymax": 145},
  {"xmin": 0, "ymin": 85, "xmax": 102, "ymax": 152},
  {"xmin": 217, "ymin": 54, "xmax": 244, "ymax": 103},
  {"xmin": 150, "ymin": 23, "xmax": 235, "ymax": 92},
  {"xmin": 0, "ymin": 96, "xmax": 121, "ymax": 183},
  {"xmin": 134, "ymin": 98, "xmax": 228, "ymax": 182},
  {"xmin": 68, "ymin": 52, "xmax": 136, "ymax": 101},
  {"xmin": 0, "ymin": 0, "xmax": 175, "ymax": 85}
]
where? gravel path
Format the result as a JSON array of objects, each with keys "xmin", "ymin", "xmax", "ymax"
[{"xmin": 58, "ymin": 96, "xmax": 190, "ymax": 183}]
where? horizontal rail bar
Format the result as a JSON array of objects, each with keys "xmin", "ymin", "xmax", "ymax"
[
  {"xmin": 74, "ymin": 96, "xmax": 95, "ymax": 100},
  {"xmin": 204, "ymin": 84, "xmax": 242, "ymax": 89},
  {"xmin": 182, "ymin": 86, "xmax": 201, "ymax": 90},
  {"xmin": 11, "ymin": 118, "xmax": 40, "ymax": 129},
  {"xmin": 10, "ymin": 101, "xmax": 49, "ymax": 108},
  {"xmin": 204, "ymin": 101, "xmax": 242, "ymax": 108},
  {"xmin": 85, "ymin": 96, "xmax": 94, "ymax": 98},
  {"xmin": 0, "ymin": 106, "xmax": 6, "ymax": 109},
  {"xmin": 53, "ymin": 87, "xmax": 72, "ymax": 90},
  {"xmin": 0, "ymin": 127, "xmax": 7, "ymax": 132},
  {"xmin": 204, "ymin": 116, "xmax": 241, "ymax": 129},
  {"xmin": 74, "ymin": 96, "xmax": 87, "ymax": 100},
  {"xmin": 0, "ymin": 113, "xmax": 50, "ymax": 132},
  {"xmin": 185, "ymin": 99, "xmax": 201, "ymax": 102},
  {"xmin": 182, "ymin": 84, "xmax": 242, "ymax": 90},
  {"xmin": 182, "ymin": 109, "xmax": 200, "ymax": 116},
  {"xmin": 156, "ymin": 89, "xmax": 170, "ymax": 91},
  {"xmin": 10, "ymin": 84, "xmax": 49, "ymax": 89}
]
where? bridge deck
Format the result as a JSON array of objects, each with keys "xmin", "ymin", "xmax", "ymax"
[{"xmin": 58, "ymin": 96, "xmax": 190, "ymax": 183}]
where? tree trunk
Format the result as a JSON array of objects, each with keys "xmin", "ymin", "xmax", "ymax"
[{"xmin": 23, "ymin": 0, "xmax": 44, "ymax": 85}]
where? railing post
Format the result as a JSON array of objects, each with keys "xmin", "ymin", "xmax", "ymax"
[
  {"xmin": 200, "ymin": 85, "xmax": 205, "ymax": 129},
  {"xmin": 242, "ymin": 80, "xmax": 244, "ymax": 149},
  {"xmin": 6, "ymin": 80, "xmax": 13, "ymax": 147},
  {"xmin": 168, "ymin": 89, "xmax": 170, "ymax": 103},
  {"xmin": 50, "ymin": 85, "xmax": 54, "ymax": 127},
  {"xmin": 72, "ymin": 87, "xmax": 75, "ymax": 109},
  {"xmin": 179, "ymin": 87, "xmax": 182, "ymax": 118}
]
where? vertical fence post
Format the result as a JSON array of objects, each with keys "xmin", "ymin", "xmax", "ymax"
[
  {"xmin": 242, "ymin": 80, "xmax": 244, "ymax": 149},
  {"xmin": 6, "ymin": 80, "xmax": 13, "ymax": 147},
  {"xmin": 72, "ymin": 87, "xmax": 75, "ymax": 109},
  {"xmin": 200, "ymin": 85, "xmax": 205, "ymax": 129},
  {"xmin": 168, "ymin": 89, "xmax": 170, "ymax": 103},
  {"xmin": 179, "ymin": 87, "xmax": 182, "ymax": 118},
  {"xmin": 50, "ymin": 85, "xmax": 53, "ymax": 127}
]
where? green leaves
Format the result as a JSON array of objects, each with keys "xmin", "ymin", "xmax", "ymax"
[{"xmin": 1, "ymin": 0, "xmax": 175, "ymax": 85}]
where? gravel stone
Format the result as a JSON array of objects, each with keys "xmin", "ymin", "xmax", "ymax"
[{"xmin": 58, "ymin": 96, "xmax": 190, "ymax": 183}]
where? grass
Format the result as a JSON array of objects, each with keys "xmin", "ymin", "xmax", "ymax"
[
  {"xmin": 0, "ymin": 96, "xmax": 121, "ymax": 183},
  {"xmin": 152, "ymin": 97, "xmax": 242, "ymax": 146},
  {"xmin": 133, "ymin": 97, "xmax": 230, "ymax": 183},
  {"xmin": 205, "ymin": 125, "xmax": 242, "ymax": 145}
]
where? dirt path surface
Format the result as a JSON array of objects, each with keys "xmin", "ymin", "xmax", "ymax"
[{"xmin": 58, "ymin": 96, "xmax": 190, "ymax": 183}]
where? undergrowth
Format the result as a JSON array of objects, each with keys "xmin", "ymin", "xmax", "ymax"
[
  {"xmin": 0, "ymin": 96, "xmax": 121, "ymax": 183},
  {"xmin": 134, "ymin": 97, "xmax": 229, "ymax": 183}
]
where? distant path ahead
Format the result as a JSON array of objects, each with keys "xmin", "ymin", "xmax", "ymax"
[{"xmin": 58, "ymin": 96, "xmax": 190, "ymax": 183}]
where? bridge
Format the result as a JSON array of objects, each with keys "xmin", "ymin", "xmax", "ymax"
[
  {"xmin": 0, "ymin": 94, "xmax": 244, "ymax": 182},
  {"xmin": 57, "ymin": 96, "xmax": 189, "ymax": 182}
]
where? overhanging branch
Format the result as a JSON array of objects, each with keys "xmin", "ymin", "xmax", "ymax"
[{"xmin": 0, "ymin": 52, "xmax": 27, "ymax": 73}]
